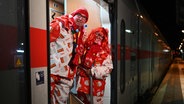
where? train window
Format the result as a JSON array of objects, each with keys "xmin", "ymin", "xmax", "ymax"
[
  {"xmin": 120, "ymin": 19, "xmax": 126, "ymax": 93},
  {"xmin": 0, "ymin": 0, "xmax": 30, "ymax": 104}
]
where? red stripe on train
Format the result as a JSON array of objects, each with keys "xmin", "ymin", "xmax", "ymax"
[
  {"xmin": 30, "ymin": 27, "xmax": 47, "ymax": 68},
  {"xmin": 117, "ymin": 44, "xmax": 162, "ymax": 60}
]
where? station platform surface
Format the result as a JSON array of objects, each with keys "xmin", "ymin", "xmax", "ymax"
[{"xmin": 150, "ymin": 57, "xmax": 184, "ymax": 104}]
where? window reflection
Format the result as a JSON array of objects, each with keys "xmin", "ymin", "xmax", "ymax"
[{"xmin": 0, "ymin": 0, "xmax": 27, "ymax": 104}]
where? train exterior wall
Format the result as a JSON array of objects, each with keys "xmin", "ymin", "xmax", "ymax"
[
  {"xmin": 29, "ymin": 0, "xmax": 48, "ymax": 104},
  {"xmin": 114, "ymin": 0, "xmax": 172, "ymax": 103}
]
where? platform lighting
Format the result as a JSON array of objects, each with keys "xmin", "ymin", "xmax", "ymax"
[
  {"xmin": 182, "ymin": 30, "xmax": 184, "ymax": 33},
  {"xmin": 163, "ymin": 49, "xmax": 170, "ymax": 52},
  {"xmin": 179, "ymin": 43, "xmax": 184, "ymax": 49},
  {"xmin": 140, "ymin": 15, "xmax": 143, "ymax": 19},
  {"xmin": 180, "ymin": 49, "xmax": 183, "ymax": 53},
  {"xmin": 154, "ymin": 32, "xmax": 158, "ymax": 36},
  {"xmin": 158, "ymin": 39, "xmax": 162, "ymax": 42}
]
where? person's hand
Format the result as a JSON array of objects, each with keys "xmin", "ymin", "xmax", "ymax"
[
  {"xmin": 85, "ymin": 69, "xmax": 91, "ymax": 76},
  {"xmin": 78, "ymin": 65, "xmax": 91, "ymax": 76}
]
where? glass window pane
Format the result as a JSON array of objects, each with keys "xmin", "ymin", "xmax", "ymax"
[{"xmin": 0, "ymin": 0, "xmax": 28, "ymax": 104}]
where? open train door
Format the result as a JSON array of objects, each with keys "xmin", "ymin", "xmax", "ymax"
[{"xmin": 65, "ymin": 0, "xmax": 112, "ymax": 104}]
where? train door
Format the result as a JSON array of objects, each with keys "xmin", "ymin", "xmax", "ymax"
[
  {"xmin": 0, "ymin": 0, "xmax": 31, "ymax": 104},
  {"xmin": 137, "ymin": 14, "xmax": 155, "ymax": 101},
  {"xmin": 113, "ymin": 0, "xmax": 139, "ymax": 103},
  {"xmin": 0, "ymin": 0, "xmax": 49, "ymax": 103},
  {"xmin": 49, "ymin": 0, "xmax": 111, "ymax": 104},
  {"xmin": 151, "ymin": 36, "xmax": 155, "ymax": 86}
]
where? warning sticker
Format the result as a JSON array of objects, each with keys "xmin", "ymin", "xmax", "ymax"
[{"xmin": 14, "ymin": 55, "xmax": 23, "ymax": 67}]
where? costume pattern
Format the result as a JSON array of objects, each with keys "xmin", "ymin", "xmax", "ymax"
[
  {"xmin": 50, "ymin": 16, "xmax": 75, "ymax": 104},
  {"xmin": 76, "ymin": 27, "xmax": 113, "ymax": 104}
]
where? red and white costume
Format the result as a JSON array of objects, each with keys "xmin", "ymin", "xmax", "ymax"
[
  {"xmin": 76, "ymin": 27, "xmax": 113, "ymax": 104},
  {"xmin": 50, "ymin": 8, "xmax": 88, "ymax": 104}
]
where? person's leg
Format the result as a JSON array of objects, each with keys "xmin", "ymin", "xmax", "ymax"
[
  {"xmin": 54, "ymin": 83, "xmax": 70, "ymax": 104},
  {"xmin": 77, "ymin": 91, "xmax": 90, "ymax": 104},
  {"xmin": 93, "ymin": 96, "xmax": 103, "ymax": 104},
  {"xmin": 77, "ymin": 91, "xmax": 104, "ymax": 104},
  {"xmin": 51, "ymin": 75, "xmax": 73, "ymax": 104}
]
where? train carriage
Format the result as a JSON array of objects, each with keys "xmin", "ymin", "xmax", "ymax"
[{"xmin": 0, "ymin": 0, "xmax": 172, "ymax": 104}]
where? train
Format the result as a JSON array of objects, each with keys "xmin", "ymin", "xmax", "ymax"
[{"xmin": 0, "ymin": 0, "xmax": 172, "ymax": 104}]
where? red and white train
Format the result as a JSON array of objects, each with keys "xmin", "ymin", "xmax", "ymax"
[{"xmin": 0, "ymin": 0, "xmax": 172, "ymax": 104}]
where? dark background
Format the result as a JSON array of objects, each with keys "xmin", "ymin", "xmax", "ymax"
[{"xmin": 139, "ymin": 0, "xmax": 183, "ymax": 50}]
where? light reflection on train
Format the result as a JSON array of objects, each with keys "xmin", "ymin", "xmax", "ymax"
[{"xmin": 0, "ymin": 0, "xmax": 172, "ymax": 104}]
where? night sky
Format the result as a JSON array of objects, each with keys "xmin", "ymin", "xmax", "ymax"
[{"xmin": 138, "ymin": 0, "xmax": 178, "ymax": 50}]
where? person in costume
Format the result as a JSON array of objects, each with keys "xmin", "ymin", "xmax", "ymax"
[
  {"xmin": 49, "ymin": 7, "xmax": 89, "ymax": 104},
  {"xmin": 76, "ymin": 27, "xmax": 113, "ymax": 104}
]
